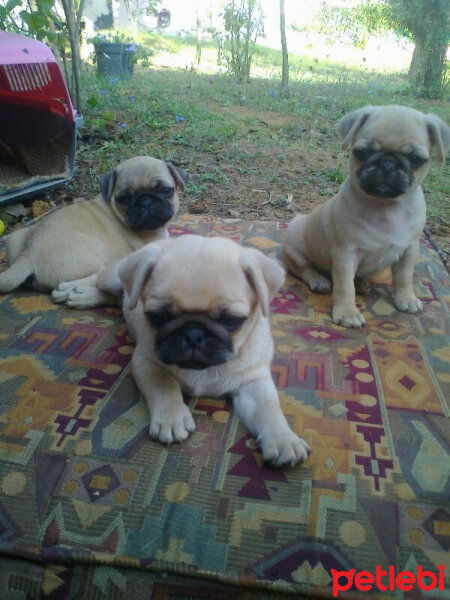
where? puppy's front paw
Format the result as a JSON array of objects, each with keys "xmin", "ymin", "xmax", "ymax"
[
  {"xmin": 332, "ymin": 306, "xmax": 366, "ymax": 328},
  {"xmin": 259, "ymin": 429, "xmax": 311, "ymax": 468},
  {"xmin": 149, "ymin": 404, "xmax": 195, "ymax": 444},
  {"xmin": 52, "ymin": 285, "xmax": 104, "ymax": 309},
  {"xmin": 394, "ymin": 294, "xmax": 423, "ymax": 313}
]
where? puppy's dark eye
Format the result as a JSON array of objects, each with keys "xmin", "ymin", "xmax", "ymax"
[
  {"xmin": 146, "ymin": 307, "xmax": 176, "ymax": 328},
  {"xmin": 159, "ymin": 186, "xmax": 174, "ymax": 198},
  {"xmin": 216, "ymin": 313, "xmax": 247, "ymax": 331},
  {"xmin": 115, "ymin": 195, "xmax": 129, "ymax": 206},
  {"xmin": 408, "ymin": 153, "xmax": 427, "ymax": 168},
  {"xmin": 353, "ymin": 148, "xmax": 371, "ymax": 161}
]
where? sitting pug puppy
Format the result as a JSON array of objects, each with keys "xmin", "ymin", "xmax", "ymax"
[
  {"xmin": 283, "ymin": 105, "xmax": 449, "ymax": 327},
  {"xmin": 0, "ymin": 156, "xmax": 187, "ymax": 308},
  {"xmin": 98, "ymin": 234, "xmax": 311, "ymax": 467}
]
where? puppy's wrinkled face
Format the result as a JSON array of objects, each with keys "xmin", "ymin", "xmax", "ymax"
[
  {"xmin": 148, "ymin": 305, "xmax": 247, "ymax": 370},
  {"xmin": 349, "ymin": 108, "xmax": 431, "ymax": 199},
  {"xmin": 115, "ymin": 180, "xmax": 175, "ymax": 231},
  {"xmin": 141, "ymin": 237, "xmax": 255, "ymax": 370},
  {"xmin": 101, "ymin": 156, "xmax": 187, "ymax": 230},
  {"xmin": 353, "ymin": 147, "xmax": 419, "ymax": 198}
]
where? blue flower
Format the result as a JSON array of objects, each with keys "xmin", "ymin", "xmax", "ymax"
[
  {"xmin": 120, "ymin": 123, "xmax": 127, "ymax": 129},
  {"xmin": 99, "ymin": 89, "xmax": 106, "ymax": 95},
  {"xmin": 175, "ymin": 114, "xmax": 184, "ymax": 123},
  {"xmin": 110, "ymin": 77, "xmax": 119, "ymax": 85}
]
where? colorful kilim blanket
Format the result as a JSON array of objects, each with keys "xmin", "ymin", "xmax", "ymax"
[{"xmin": 0, "ymin": 215, "xmax": 449, "ymax": 600}]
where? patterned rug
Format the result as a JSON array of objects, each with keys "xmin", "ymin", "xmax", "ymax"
[{"xmin": 0, "ymin": 214, "xmax": 449, "ymax": 600}]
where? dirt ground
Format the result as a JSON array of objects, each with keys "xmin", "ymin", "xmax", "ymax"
[{"xmin": 184, "ymin": 102, "xmax": 340, "ymax": 215}]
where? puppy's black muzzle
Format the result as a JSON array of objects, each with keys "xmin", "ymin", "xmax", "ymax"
[
  {"xmin": 127, "ymin": 196, "xmax": 174, "ymax": 230},
  {"xmin": 155, "ymin": 321, "xmax": 234, "ymax": 370},
  {"xmin": 358, "ymin": 154, "xmax": 413, "ymax": 199}
]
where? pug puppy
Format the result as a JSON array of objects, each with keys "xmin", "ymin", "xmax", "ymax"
[
  {"xmin": 0, "ymin": 156, "xmax": 187, "ymax": 308},
  {"xmin": 283, "ymin": 105, "xmax": 449, "ymax": 327},
  {"xmin": 99, "ymin": 234, "xmax": 311, "ymax": 467}
]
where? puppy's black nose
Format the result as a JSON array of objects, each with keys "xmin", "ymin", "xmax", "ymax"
[
  {"xmin": 181, "ymin": 326, "xmax": 205, "ymax": 349},
  {"xmin": 379, "ymin": 157, "xmax": 397, "ymax": 174}
]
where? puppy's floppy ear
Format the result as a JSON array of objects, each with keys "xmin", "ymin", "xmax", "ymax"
[
  {"xmin": 100, "ymin": 168, "xmax": 117, "ymax": 201},
  {"xmin": 337, "ymin": 106, "xmax": 374, "ymax": 150},
  {"xmin": 118, "ymin": 243, "xmax": 162, "ymax": 310},
  {"xmin": 167, "ymin": 162, "xmax": 189, "ymax": 191},
  {"xmin": 241, "ymin": 249, "xmax": 285, "ymax": 317},
  {"xmin": 425, "ymin": 114, "xmax": 450, "ymax": 163}
]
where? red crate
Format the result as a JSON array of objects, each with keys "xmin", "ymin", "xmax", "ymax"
[{"xmin": 0, "ymin": 31, "xmax": 81, "ymax": 203}]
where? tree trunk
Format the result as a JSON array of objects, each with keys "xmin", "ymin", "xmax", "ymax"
[
  {"xmin": 195, "ymin": 5, "xmax": 201, "ymax": 65},
  {"xmin": 279, "ymin": 0, "xmax": 289, "ymax": 98},
  {"xmin": 408, "ymin": 44, "xmax": 420, "ymax": 80},
  {"xmin": 61, "ymin": 0, "xmax": 83, "ymax": 112},
  {"xmin": 414, "ymin": 38, "xmax": 447, "ymax": 99}
]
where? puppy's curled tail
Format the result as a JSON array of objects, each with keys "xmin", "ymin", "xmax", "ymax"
[{"xmin": 0, "ymin": 255, "xmax": 33, "ymax": 292}]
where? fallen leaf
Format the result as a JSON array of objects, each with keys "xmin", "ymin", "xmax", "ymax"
[{"xmin": 31, "ymin": 200, "xmax": 51, "ymax": 219}]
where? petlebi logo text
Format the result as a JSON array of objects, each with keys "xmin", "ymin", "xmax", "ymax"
[{"xmin": 330, "ymin": 564, "xmax": 445, "ymax": 597}]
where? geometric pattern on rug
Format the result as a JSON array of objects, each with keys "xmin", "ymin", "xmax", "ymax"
[{"xmin": 0, "ymin": 214, "xmax": 449, "ymax": 598}]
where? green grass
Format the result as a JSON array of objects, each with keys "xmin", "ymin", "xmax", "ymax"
[{"xmin": 76, "ymin": 33, "xmax": 449, "ymax": 221}]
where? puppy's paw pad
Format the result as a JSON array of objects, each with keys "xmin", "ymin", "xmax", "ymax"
[
  {"xmin": 260, "ymin": 431, "xmax": 311, "ymax": 468},
  {"xmin": 332, "ymin": 307, "xmax": 366, "ymax": 328},
  {"xmin": 394, "ymin": 295, "xmax": 423, "ymax": 313},
  {"xmin": 308, "ymin": 276, "xmax": 332, "ymax": 294},
  {"xmin": 149, "ymin": 406, "xmax": 195, "ymax": 445}
]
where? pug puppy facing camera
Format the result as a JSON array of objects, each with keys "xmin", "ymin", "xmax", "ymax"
[
  {"xmin": 0, "ymin": 156, "xmax": 188, "ymax": 308},
  {"xmin": 283, "ymin": 105, "xmax": 450, "ymax": 327},
  {"xmin": 99, "ymin": 234, "xmax": 311, "ymax": 467}
]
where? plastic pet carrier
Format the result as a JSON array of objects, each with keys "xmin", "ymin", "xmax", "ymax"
[{"xmin": 0, "ymin": 31, "xmax": 83, "ymax": 204}]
